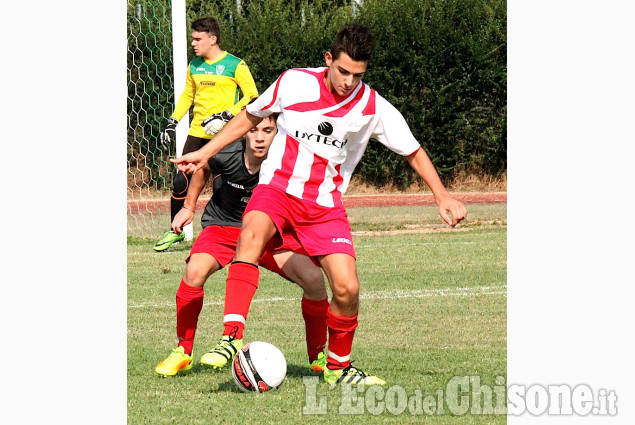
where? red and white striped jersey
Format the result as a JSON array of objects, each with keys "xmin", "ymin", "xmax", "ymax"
[{"xmin": 246, "ymin": 67, "xmax": 421, "ymax": 208}]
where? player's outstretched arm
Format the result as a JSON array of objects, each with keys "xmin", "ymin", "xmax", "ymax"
[
  {"xmin": 170, "ymin": 110, "xmax": 263, "ymax": 174},
  {"xmin": 406, "ymin": 148, "xmax": 467, "ymax": 227}
]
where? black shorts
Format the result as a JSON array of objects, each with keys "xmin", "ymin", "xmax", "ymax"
[{"xmin": 182, "ymin": 135, "xmax": 212, "ymax": 155}]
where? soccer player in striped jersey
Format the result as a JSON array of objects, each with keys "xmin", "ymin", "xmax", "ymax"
[
  {"xmin": 171, "ymin": 24, "xmax": 467, "ymax": 386},
  {"xmin": 154, "ymin": 17, "xmax": 259, "ymax": 252},
  {"xmin": 155, "ymin": 115, "xmax": 329, "ymax": 377}
]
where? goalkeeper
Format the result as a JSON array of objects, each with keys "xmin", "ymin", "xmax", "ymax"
[{"xmin": 155, "ymin": 16, "xmax": 258, "ymax": 252}]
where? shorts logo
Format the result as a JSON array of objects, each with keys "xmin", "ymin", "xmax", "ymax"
[{"xmin": 332, "ymin": 237, "xmax": 352, "ymax": 245}]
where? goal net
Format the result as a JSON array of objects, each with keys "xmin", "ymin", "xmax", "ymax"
[{"xmin": 127, "ymin": 0, "xmax": 189, "ymax": 240}]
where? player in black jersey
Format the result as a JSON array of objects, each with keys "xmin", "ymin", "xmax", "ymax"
[{"xmin": 156, "ymin": 115, "xmax": 329, "ymax": 377}]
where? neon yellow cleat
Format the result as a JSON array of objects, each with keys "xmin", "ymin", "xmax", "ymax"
[
  {"xmin": 323, "ymin": 362, "xmax": 386, "ymax": 386},
  {"xmin": 309, "ymin": 352, "xmax": 327, "ymax": 372},
  {"xmin": 200, "ymin": 335, "xmax": 243, "ymax": 370},
  {"xmin": 153, "ymin": 230, "xmax": 185, "ymax": 252},
  {"xmin": 155, "ymin": 346, "xmax": 193, "ymax": 377}
]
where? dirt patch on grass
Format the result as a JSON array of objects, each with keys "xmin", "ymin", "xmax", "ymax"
[
  {"xmin": 342, "ymin": 192, "xmax": 506, "ymax": 208},
  {"xmin": 352, "ymin": 227, "xmax": 474, "ymax": 236}
]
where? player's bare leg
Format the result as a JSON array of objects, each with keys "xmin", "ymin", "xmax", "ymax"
[
  {"xmin": 234, "ymin": 210, "xmax": 278, "ymax": 263},
  {"xmin": 318, "ymin": 253, "xmax": 385, "ymax": 385},
  {"xmin": 275, "ymin": 250, "xmax": 327, "ymax": 300},
  {"xmin": 319, "ymin": 253, "xmax": 359, "ymax": 317},
  {"xmin": 184, "ymin": 253, "xmax": 221, "ymax": 287}
]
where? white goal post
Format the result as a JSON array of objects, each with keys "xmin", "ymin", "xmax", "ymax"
[{"xmin": 171, "ymin": 0, "xmax": 192, "ymax": 241}]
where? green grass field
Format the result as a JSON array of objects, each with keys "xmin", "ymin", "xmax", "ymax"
[{"xmin": 128, "ymin": 204, "xmax": 506, "ymax": 424}]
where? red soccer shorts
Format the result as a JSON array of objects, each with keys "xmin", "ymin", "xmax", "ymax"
[
  {"xmin": 244, "ymin": 184, "xmax": 356, "ymax": 258},
  {"xmin": 188, "ymin": 224, "xmax": 314, "ymax": 277}
]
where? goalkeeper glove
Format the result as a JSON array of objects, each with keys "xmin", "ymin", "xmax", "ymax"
[
  {"xmin": 159, "ymin": 118, "xmax": 178, "ymax": 149},
  {"xmin": 201, "ymin": 110, "xmax": 234, "ymax": 135}
]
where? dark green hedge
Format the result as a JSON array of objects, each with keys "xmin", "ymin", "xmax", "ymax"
[
  {"xmin": 356, "ymin": 0, "xmax": 506, "ymax": 186},
  {"xmin": 128, "ymin": 0, "xmax": 506, "ymax": 188}
]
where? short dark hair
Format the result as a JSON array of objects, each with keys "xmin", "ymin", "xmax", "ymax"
[
  {"xmin": 330, "ymin": 24, "xmax": 375, "ymax": 62},
  {"xmin": 191, "ymin": 17, "xmax": 221, "ymax": 44}
]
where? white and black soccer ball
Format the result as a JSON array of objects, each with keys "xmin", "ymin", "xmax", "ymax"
[{"xmin": 231, "ymin": 341, "xmax": 287, "ymax": 393}]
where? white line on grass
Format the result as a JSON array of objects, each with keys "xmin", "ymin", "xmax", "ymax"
[
  {"xmin": 128, "ymin": 285, "xmax": 506, "ymax": 309},
  {"xmin": 354, "ymin": 241, "xmax": 481, "ymax": 248},
  {"xmin": 127, "ymin": 241, "xmax": 490, "ymax": 258}
]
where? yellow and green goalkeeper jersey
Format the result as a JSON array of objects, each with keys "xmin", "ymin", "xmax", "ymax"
[{"xmin": 171, "ymin": 52, "xmax": 259, "ymax": 139}]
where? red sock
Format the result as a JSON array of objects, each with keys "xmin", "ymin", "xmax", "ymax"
[
  {"xmin": 175, "ymin": 279, "xmax": 204, "ymax": 355},
  {"xmin": 326, "ymin": 307, "xmax": 358, "ymax": 370},
  {"xmin": 222, "ymin": 262, "xmax": 259, "ymax": 339},
  {"xmin": 302, "ymin": 297, "xmax": 329, "ymax": 362}
]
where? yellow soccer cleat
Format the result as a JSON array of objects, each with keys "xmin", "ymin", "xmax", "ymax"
[
  {"xmin": 155, "ymin": 346, "xmax": 193, "ymax": 377},
  {"xmin": 323, "ymin": 362, "xmax": 386, "ymax": 386},
  {"xmin": 309, "ymin": 352, "xmax": 327, "ymax": 373},
  {"xmin": 200, "ymin": 335, "xmax": 243, "ymax": 370},
  {"xmin": 153, "ymin": 230, "xmax": 185, "ymax": 252}
]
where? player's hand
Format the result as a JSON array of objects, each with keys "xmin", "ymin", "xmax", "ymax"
[
  {"xmin": 172, "ymin": 207, "xmax": 194, "ymax": 234},
  {"xmin": 170, "ymin": 150, "xmax": 207, "ymax": 174},
  {"xmin": 159, "ymin": 118, "xmax": 178, "ymax": 149},
  {"xmin": 437, "ymin": 196, "xmax": 467, "ymax": 227},
  {"xmin": 201, "ymin": 110, "xmax": 233, "ymax": 135}
]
